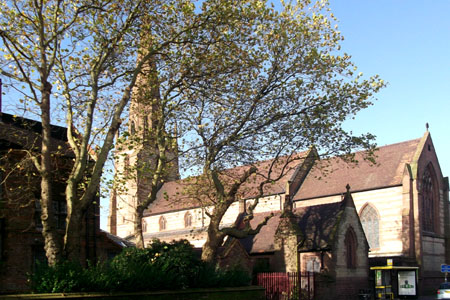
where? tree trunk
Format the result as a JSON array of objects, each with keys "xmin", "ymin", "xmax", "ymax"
[
  {"xmin": 40, "ymin": 82, "xmax": 62, "ymax": 266},
  {"xmin": 134, "ymin": 207, "xmax": 145, "ymax": 248},
  {"xmin": 201, "ymin": 218, "xmax": 225, "ymax": 264},
  {"xmin": 40, "ymin": 186, "xmax": 61, "ymax": 266},
  {"xmin": 64, "ymin": 203, "xmax": 84, "ymax": 263}
]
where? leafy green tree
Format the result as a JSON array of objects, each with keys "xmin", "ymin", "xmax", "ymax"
[
  {"xmin": 0, "ymin": 0, "xmax": 209, "ymax": 264},
  {"xmin": 111, "ymin": 0, "xmax": 271, "ymax": 249},
  {"xmin": 173, "ymin": 0, "xmax": 385, "ymax": 263}
]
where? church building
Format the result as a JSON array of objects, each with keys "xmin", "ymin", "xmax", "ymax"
[
  {"xmin": 108, "ymin": 51, "xmax": 449, "ymax": 295},
  {"xmin": 109, "ymin": 111, "xmax": 449, "ymax": 294}
]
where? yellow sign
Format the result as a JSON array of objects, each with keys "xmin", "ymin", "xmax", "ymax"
[{"xmin": 387, "ymin": 259, "xmax": 393, "ymax": 266}]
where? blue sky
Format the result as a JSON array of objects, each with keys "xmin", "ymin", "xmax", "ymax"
[
  {"xmin": 2, "ymin": 1, "xmax": 449, "ymax": 230},
  {"xmin": 327, "ymin": 0, "xmax": 450, "ymax": 178},
  {"xmin": 100, "ymin": 0, "xmax": 450, "ymax": 229}
]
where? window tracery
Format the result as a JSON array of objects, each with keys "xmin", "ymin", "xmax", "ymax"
[
  {"xmin": 184, "ymin": 212, "xmax": 192, "ymax": 228},
  {"xmin": 422, "ymin": 165, "xmax": 437, "ymax": 232},
  {"xmin": 360, "ymin": 204, "xmax": 380, "ymax": 249},
  {"xmin": 159, "ymin": 216, "xmax": 166, "ymax": 231},
  {"xmin": 345, "ymin": 227, "xmax": 357, "ymax": 269},
  {"xmin": 142, "ymin": 220, "xmax": 147, "ymax": 232}
]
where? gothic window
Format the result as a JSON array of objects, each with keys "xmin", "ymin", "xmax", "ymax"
[
  {"xmin": 345, "ymin": 227, "xmax": 357, "ymax": 269},
  {"xmin": 184, "ymin": 212, "xmax": 192, "ymax": 228},
  {"xmin": 422, "ymin": 164, "xmax": 437, "ymax": 232},
  {"xmin": 143, "ymin": 117, "xmax": 148, "ymax": 139},
  {"xmin": 159, "ymin": 216, "xmax": 166, "ymax": 231},
  {"xmin": 360, "ymin": 204, "xmax": 380, "ymax": 249},
  {"xmin": 123, "ymin": 156, "xmax": 130, "ymax": 177},
  {"xmin": 306, "ymin": 256, "xmax": 321, "ymax": 272},
  {"xmin": 130, "ymin": 121, "xmax": 136, "ymax": 135},
  {"xmin": 142, "ymin": 220, "xmax": 147, "ymax": 232}
]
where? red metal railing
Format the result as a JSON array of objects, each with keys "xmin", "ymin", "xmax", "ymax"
[{"xmin": 257, "ymin": 272, "xmax": 315, "ymax": 300}]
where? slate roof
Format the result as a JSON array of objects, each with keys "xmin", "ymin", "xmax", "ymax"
[
  {"xmin": 295, "ymin": 202, "xmax": 343, "ymax": 251},
  {"xmin": 101, "ymin": 230, "xmax": 135, "ymax": 248},
  {"xmin": 144, "ymin": 152, "xmax": 308, "ymax": 216},
  {"xmin": 239, "ymin": 201, "xmax": 345, "ymax": 254},
  {"xmin": 0, "ymin": 112, "xmax": 72, "ymax": 155},
  {"xmin": 239, "ymin": 212, "xmax": 281, "ymax": 254},
  {"xmin": 293, "ymin": 138, "xmax": 421, "ymax": 200}
]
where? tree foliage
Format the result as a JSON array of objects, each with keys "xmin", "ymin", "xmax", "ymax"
[
  {"xmin": 1, "ymin": 0, "xmax": 385, "ymax": 266},
  {"xmin": 30, "ymin": 239, "xmax": 250, "ymax": 292},
  {"xmin": 171, "ymin": 0, "xmax": 385, "ymax": 262},
  {"xmin": 0, "ymin": 0, "xmax": 211, "ymax": 263}
]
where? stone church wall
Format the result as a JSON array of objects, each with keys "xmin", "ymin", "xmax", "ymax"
[
  {"xmin": 333, "ymin": 206, "xmax": 369, "ymax": 299},
  {"xmin": 142, "ymin": 194, "xmax": 285, "ymax": 246},
  {"xmin": 295, "ymin": 186, "xmax": 405, "ymax": 258}
]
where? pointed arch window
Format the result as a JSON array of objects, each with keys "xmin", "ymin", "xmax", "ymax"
[
  {"xmin": 360, "ymin": 204, "xmax": 380, "ymax": 249},
  {"xmin": 159, "ymin": 216, "xmax": 166, "ymax": 231},
  {"xmin": 123, "ymin": 156, "xmax": 130, "ymax": 177},
  {"xmin": 422, "ymin": 164, "xmax": 437, "ymax": 232},
  {"xmin": 345, "ymin": 227, "xmax": 357, "ymax": 269},
  {"xmin": 184, "ymin": 212, "xmax": 192, "ymax": 228},
  {"xmin": 130, "ymin": 121, "xmax": 136, "ymax": 135},
  {"xmin": 142, "ymin": 219, "xmax": 147, "ymax": 232}
]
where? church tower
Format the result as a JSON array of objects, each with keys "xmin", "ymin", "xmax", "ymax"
[{"xmin": 108, "ymin": 49, "xmax": 180, "ymax": 238}]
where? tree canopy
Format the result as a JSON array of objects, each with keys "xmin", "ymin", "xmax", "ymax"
[{"xmin": 1, "ymin": 0, "xmax": 385, "ymax": 265}]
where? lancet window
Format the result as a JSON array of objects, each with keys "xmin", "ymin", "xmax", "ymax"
[
  {"xmin": 422, "ymin": 164, "xmax": 437, "ymax": 232},
  {"xmin": 360, "ymin": 204, "xmax": 380, "ymax": 249},
  {"xmin": 345, "ymin": 227, "xmax": 357, "ymax": 269}
]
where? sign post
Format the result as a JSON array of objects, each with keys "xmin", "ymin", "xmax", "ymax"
[{"xmin": 441, "ymin": 264, "xmax": 450, "ymax": 282}]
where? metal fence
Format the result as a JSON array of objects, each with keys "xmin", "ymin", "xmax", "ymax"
[{"xmin": 257, "ymin": 272, "xmax": 315, "ymax": 300}]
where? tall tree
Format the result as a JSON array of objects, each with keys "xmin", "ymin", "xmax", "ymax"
[
  {"xmin": 173, "ymin": 0, "xmax": 386, "ymax": 263},
  {"xmin": 0, "ymin": 0, "xmax": 206, "ymax": 263},
  {"xmin": 112, "ymin": 0, "xmax": 286, "ymax": 248}
]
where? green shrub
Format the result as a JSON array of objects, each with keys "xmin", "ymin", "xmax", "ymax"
[
  {"xmin": 30, "ymin": 239, "xmax": 251, "ymax": 293},
  {"xmin": 30, "ymin": 261, "xmax": 86, "ymax": 293},
  {"xmin": 216, "ymin": 265, "xmax": 252, "ymax": 287}
]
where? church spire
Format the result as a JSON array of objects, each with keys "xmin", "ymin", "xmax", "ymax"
[{"xmin": 108, "ymin": 30, "xmax": 179, "ymax": 237}]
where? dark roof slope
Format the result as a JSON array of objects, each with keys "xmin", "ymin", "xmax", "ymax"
[
  {"xmin": 101, "ymin": 230, "xmax": 135, "ymax": 248},
  {"xmin": 293, "ymin": 138, "xmax": 421, "ymax": 200},
  {"xmin": 295, "ymin": 202, "xmax": 342, "ymax": 251},
  {"xmin": 239, "ymin": 212, "xmax": 281, "ymax": 254},
  {"xmin": 240, "ymin": 201, "xmax": 344, "ymax": 254},
  {"xmin": 0, "ymin": 112, "xmax": 71, "ymax": 155},
  {"xmin": 0, "ymin": 112, "xmax": 67, "ymax": 140}
]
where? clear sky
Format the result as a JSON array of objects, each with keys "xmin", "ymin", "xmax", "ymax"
[
  {"xmin": 100, "ymin": 0, "xmax": 450, "ymax": 229},
  {"xmin": 327, "ymin": 0, "xmax": 450, "ymax": 178},
  {"xmin": 2, "ymin": 1, "xmax": 448, "ymax": 230}
]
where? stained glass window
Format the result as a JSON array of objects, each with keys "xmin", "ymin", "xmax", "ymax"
[
  {"xmin": 360, "ymin": 204, "xmax": 380, "ymax": 249},
  {"xmin": 142, "ymin": 220, "xmax": 147, "ymax": 232},
  {"xmin": 159, "ymin": 216, "xmax": 166, "ymax": 231},
  {"xmin": 422, "ymin": 165, "xmax": 436, "ymax": 232},
  {"xmin": 345, "ymin": 227, "xmax": 357, "ymax": 269},
  {"xmin": 184, "ymin": 212, "xmax": 192, "ymax": 228}
]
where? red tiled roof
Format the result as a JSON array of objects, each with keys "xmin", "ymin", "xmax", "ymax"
[
  {"xmin": 239, "ymin": 212, "xmax": 280, "ymax": 254},
  {"xmin": 293, "ymin": 138, "xmax": 421, "ymax": 200},
  {"xmin": 145, "ymin": 153, "xmax": 307, "ymax": 216}
]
